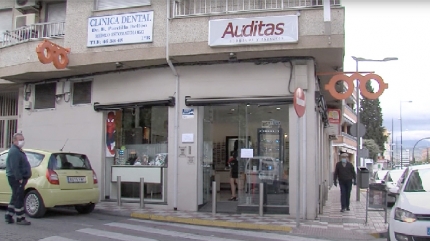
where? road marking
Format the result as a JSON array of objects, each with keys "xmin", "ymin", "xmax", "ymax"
[
  {"xmin": 77, "ymin": 228, "xmax": 158, "ymax": 241},
  {"xmin": 106, "ymin": 222, "xmax": 244, "ymax": 241},
  {"xmin": 128, "ymin": 219, "xmax": 328, "ymax": 241},
  {"xmin": 39, "ymin": 237, "xmax": 78, "ymax": 241}
]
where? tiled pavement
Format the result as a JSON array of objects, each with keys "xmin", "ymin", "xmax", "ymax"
[{"xmin": 95, "ymin": 186, "xmax": 388, "ymax": 241}]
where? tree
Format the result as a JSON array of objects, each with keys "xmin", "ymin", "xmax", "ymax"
[
  {"xmin": 363, "ymin": 139, "xmax": 381, "ymax": 162},
  {"xmin": 360, "ymin": 81, "xmax": 387, "ymax": 154}
]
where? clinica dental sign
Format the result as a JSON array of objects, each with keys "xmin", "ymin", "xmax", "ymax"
[
  {"xmin": 87, "ymin": 11, "xmax": 154, "ymax": 47},
  {"xmin": 208, "ymin": 15, "xmax": 298, "ymax": 47}
]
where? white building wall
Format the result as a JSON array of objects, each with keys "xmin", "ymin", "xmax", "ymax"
[{"xmin": 18, "ymin": 96, "xmax": 104, "ymax": 198}]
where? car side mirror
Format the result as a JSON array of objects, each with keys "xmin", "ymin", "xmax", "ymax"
[
  {"xmin": 390, "ymin": 186, "xmax": 400, "ymax": 195},
  {"xmin": 381, "ymin": 180, "xmax": 386, "ymax": 184}
]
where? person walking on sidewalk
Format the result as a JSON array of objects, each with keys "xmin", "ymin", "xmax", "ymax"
[
  {"xmin": 5, "ymin": 133, "xmax": 32, "ymax": 225},
  {"xmin": 333, "ymin": 153, "xmax": 356, "ymax": 212}
]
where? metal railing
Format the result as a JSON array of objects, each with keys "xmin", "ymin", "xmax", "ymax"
[
  {"xmin": 0, "ymin": 92, "xmax": 18, "ymax": 151},
  {"xmin": 1, "ymin": 22, "xmax": 65, "ymax": 48},
  {"xmin": 172, "ymin": 0, "xmax": 341, "ymax": 17},
  {"xmin": 341, "ymin": 132, "xmax": 356, "ymax": 141}
]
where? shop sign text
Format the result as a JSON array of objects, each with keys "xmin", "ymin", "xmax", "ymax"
[
  {"xmin": 87, "ymin": 11, "xmax": 154, "ymax": 47},
  {"xmin": 208, "ymin": 15, "xmax": 298, "ymax": 47}
]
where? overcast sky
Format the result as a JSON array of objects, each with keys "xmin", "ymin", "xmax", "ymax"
[{"xmin": 342, "ymin": 0, "xmax": 430, "ymax": 145}]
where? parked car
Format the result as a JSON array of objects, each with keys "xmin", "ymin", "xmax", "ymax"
[
  {"xmin": 371, "ymin": 170, "xmax": 389, "ymax": 184},
  {"xmin": 382, "ymin": 169, "xmax": 405, "ymax": 206},
  {"xmin": 0, "ymin": 149, "xmax": 100, "ymax": 218},
  {"xmin": 387, "ymin": 164, "xmax": 430, "ymax": 241}
]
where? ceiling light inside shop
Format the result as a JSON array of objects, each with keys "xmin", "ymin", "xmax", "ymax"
[
  {"xmin": 230, "ymin": 108, "xmax": 235, "ymax": 111},
  {"xmin": 276, "ymin": 107, "xmax": 281, "ymax": 110}
]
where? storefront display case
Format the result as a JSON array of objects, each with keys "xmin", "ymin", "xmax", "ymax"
[{"xmin": 257, "ymin": 127, "xmax": 284, "ymax": 163}]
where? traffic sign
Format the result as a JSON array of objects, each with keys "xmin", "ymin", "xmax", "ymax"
[
  {"xmin": 294, "ymin": 88, "xmax": 306, "ymax": 118},
  {"xmin": 350, "ymin": 123, "xmax": 366, "ymax": 138}
]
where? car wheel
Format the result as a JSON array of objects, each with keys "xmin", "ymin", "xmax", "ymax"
[
  {"xmin": 75, "ymin": 203, "xmax": 95, "ymax": 214},
  {"xmin": 25, "ymin": 190, "xmax": 46, "ymax": 218}
]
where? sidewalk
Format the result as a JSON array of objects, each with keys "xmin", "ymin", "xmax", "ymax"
[{"xmin": 94, "ymin": 186, "xmax": 388, "ymax": 241}]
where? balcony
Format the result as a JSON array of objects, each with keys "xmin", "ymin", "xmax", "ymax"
[
  {"xmin": 343, "ymin": 104, "xmax": 357, "ymax": 123},
  {"xmin": 1, "ymin": 22, "xmax": 65, "ymax": 48},
  {"xmin": 333, "ymin": 133, "xmax": 357, "ymax": 148},
  {"xmin": 173, "ymin": 0, "xmax": 341, "ymax": 17}
]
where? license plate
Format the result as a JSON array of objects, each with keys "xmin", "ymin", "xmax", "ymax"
[
  {"xmin": 67, "ymin": 176, "xmax": 87, "ymax": 183},
  {"xmin": 427, "ymin": 227, "xmax": 430, "ymax": 236}
]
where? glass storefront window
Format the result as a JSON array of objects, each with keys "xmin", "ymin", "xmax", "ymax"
[
  {"xmin": 201, "ymin": 104, "xmax": 289, "ymax": 213},
  {"xmin": 116, "ymin": 106, "xmax": 168, "ymax": 166},
  {"xmin": 109, "ymin": 106, "xmax": 168, "ymax": 200}
]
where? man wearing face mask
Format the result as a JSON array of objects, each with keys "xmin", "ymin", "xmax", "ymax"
[
  {"xmin": 5, "ymin": 133, "xmax": 32, "ymax": 225},
  {"xmin": 333, "ymin": 152, "xmax": 356, "ymax": 212}
]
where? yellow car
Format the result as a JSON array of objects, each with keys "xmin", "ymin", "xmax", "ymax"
[{"xmin": 0, "ymin": 149, "xmax": 100, "ymax": 218}]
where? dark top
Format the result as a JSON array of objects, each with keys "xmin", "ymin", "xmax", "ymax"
[
  {"xmin": 6, "ymin": 145, "xmax": 32, "ymax": 180},
  {"xmin": 333, "ymin": 161, "xmax": 356, "ymax": 182},
  {"xmin": 230, "ymin": 158, "xmax": 239, "ymax": 174}
]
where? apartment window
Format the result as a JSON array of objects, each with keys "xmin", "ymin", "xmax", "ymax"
[
  {"xmin": 73, "ymin": 81, "xmax": 92, "ymax": 105},
  {"xmin": 95, "ymin": 0, "xmax": 151, "ymax": 11},
  {"xmin": 34, "ymin": 83, "xmax": 56, "ymax": 109},
  {"xmin": 0, "ymin": 10, "xmax": 13, "ymax": 42}
]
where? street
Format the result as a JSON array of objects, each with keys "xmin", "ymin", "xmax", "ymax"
[{"xmin": 0, "ymin": 208, "xmax": 330, "ymax": 241}]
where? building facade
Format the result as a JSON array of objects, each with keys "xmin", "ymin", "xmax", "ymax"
[{"xmin": 0, "ymin": 0, "xmax": 346, "ymax": 220}]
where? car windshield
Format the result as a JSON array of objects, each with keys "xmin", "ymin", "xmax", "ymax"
[
  {"xmin": 49, "ymin": 153, "xmax": 92, "ymax": 170},
  {"xmin": 377, "ymin": 171, "xmax": 388, "ymax": 180},
  {"xmin": 25, "ymin": 152, "xmax": 45, "ymax": 168},
  {"xmin": 388, "ymin": 171, "xmax": 403, "ymax": 182},
  {"xmin": 404, "ymin": 168, "xmax": 430, "ymax": 192}
]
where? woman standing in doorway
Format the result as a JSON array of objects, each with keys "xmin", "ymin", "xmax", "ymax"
[{"xmin": 228, "ymin": 151, "xmax": 239, "ymax": 201}]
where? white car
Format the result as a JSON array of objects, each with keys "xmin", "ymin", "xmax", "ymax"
[
  {"xmin": 388, "ymin": 164, "xmax": 430, "ymax": 241},
  {"xmin": 382, "ymin": 169, "xmax": 405, "ymax": 205},
  {"xmin": 372, "ymin": 170, "xmax": 389, "ymax": 184}
]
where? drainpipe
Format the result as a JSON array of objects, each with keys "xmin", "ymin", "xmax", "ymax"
[{"xmin": 166, "ymin": 0, "xmax": 179, "ymax": 211}]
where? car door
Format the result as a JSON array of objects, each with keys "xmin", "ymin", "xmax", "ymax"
[{"xmin": 0, "ymin": 152, "xmax": 9, "ymax": 203}]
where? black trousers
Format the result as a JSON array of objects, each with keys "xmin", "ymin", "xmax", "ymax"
[
  {"xmin": 6, "ymin": 176, "xmax": 28, "ymax": 221},
  {"xmin": 339, "ymin": 179, "xmax": 353, "ymax": 209}
]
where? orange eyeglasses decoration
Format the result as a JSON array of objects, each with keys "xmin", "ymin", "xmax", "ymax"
[
  {"xmin": 36, "ymin": 40, "xmax": 71, "ymax": 69},
  {"xmin": 324, "ymin": 73, "xmax": 388, "ymax": 100}
]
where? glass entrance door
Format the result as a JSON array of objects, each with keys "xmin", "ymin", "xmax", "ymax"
[{"xmin": 202, "ymin": 107, "xmax": 213, "ymax": 205}]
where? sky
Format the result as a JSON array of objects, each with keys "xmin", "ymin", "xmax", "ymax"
[{"xmin": 342, "ymin": 0, "xmax": 430, "ymax": 148}]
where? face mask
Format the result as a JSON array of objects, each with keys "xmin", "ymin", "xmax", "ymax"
[
  {"xmin": 18, "ymin": 140, "xmax": 25, "ymax": 148},
  {"xmin": 341, "ymin": 158, "xmax": 347, "ymax": 163}
]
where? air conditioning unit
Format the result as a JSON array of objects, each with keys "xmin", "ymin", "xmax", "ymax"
[
  {"xmin": 15, "ymin": 0, "xmax": 40, "ymax": 13},
  {"xmin": 15, "ymin": 13, "xmax": 36, "ymax": 29}
]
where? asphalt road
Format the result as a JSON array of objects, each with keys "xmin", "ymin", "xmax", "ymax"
[{"xmin": 0, "ymin": 207, "xmax": 335, "ymax": 241}]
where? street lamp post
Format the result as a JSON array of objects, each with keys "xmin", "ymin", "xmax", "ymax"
[
  {"xmin": 351, "ymin": 56, "xmax": 398, "ymax": 201},
  {"xmin": 400, "ymin": 100, "xmax": 412, "ymax": 168}
]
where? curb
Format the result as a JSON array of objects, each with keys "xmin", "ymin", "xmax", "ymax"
[
  {"xmin": 369, "ymin": 232, "xmax": 388, "ymax": 239},
  {"xmin": 130, "ymin": 212, "xmax": 293, "ymax": 233}
]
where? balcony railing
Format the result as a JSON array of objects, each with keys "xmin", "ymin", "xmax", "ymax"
[
  {"xmin": 1, "ymin": 22, "xmax": 65, "ymax": 48},
  {"xmin": 173, "ymin": 0, "xmax": 341, "ymax": 17}
]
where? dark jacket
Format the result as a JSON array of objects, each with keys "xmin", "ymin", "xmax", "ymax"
[
  {"xmin": 333, "ymin": 161, "xmax": 356, "ymax": 182},
  {"xmin": 6, "ymin": 145, "xmax": 32, "ymax": 180}
]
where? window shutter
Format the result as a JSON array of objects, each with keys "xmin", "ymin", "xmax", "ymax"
[
  {"xmin": 47, "ymin": 2, "xmax": 67, "ymax": 23},
  {"xmin": 73, "ymin": 81, "xmax": 92, "ymax": 105},
  {"xmin": 96, "ymin": 0, "xmax": 151, "ymax": 11},
  {"xmin": 34, "ymin": 83, "xmax": 56, "ymax": 109},
  {"xmin": 0, "ymin": 10, "xmax": 13, "ymax": 42},
  {"xmin": 97, "ymin": 0, "xmax": 151, "ymax": 10}
]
